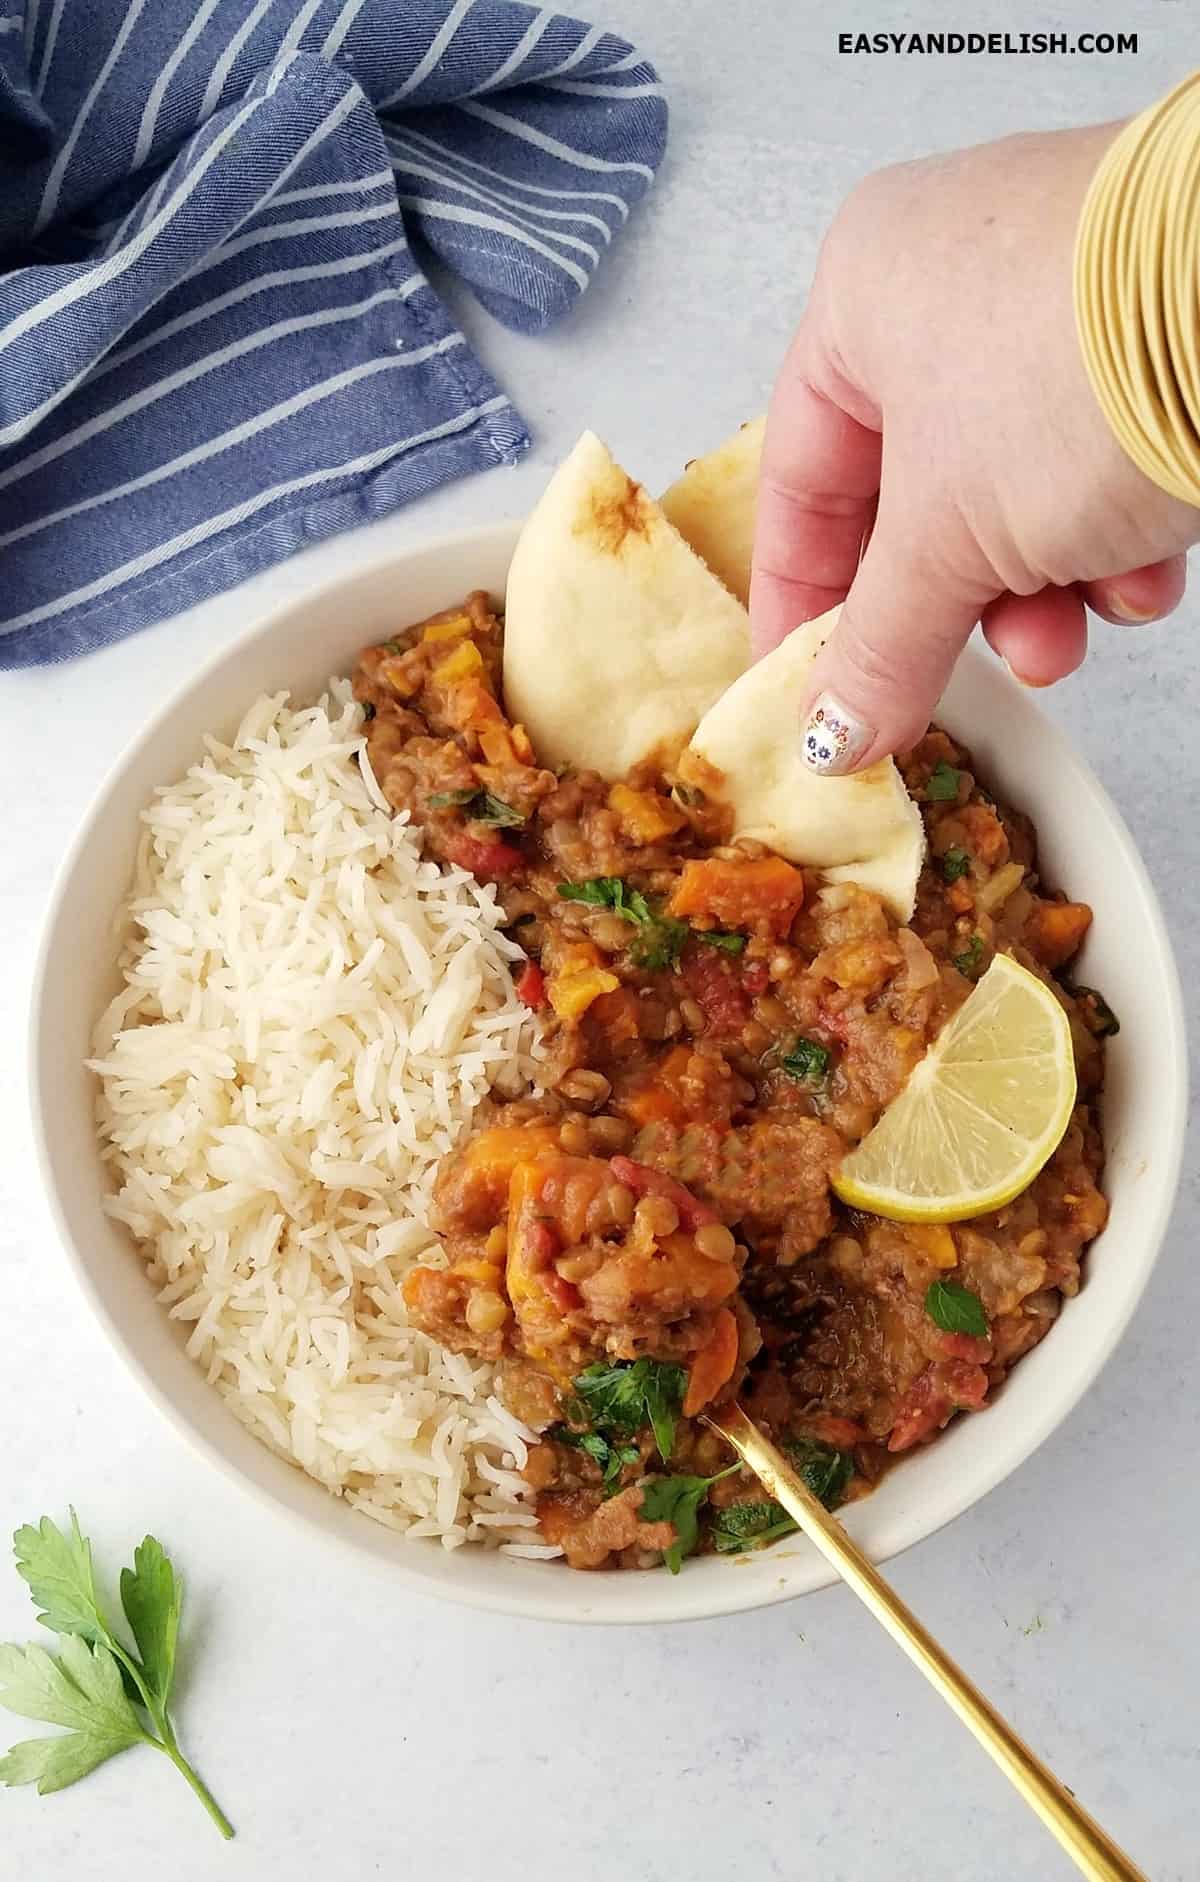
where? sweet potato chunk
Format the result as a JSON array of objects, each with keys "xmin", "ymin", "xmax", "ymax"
[{"xmin": 669, "ymin": 856, "xmax": 805, "ymax": 937}]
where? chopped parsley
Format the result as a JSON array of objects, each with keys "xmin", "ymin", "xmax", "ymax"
[
  {"xmin": 571, "ymin": 1358, "xmax": 686, "ymax": 1464},
  {"xmin": 428, "ymin": 788, "xmax": 524, "ymax": 828},
  {"xmin": 926, "ymin": 760, "xmax": 962, "ymax": 802},
  {"xmin": 953, "ymin": 934, "xmax": 985, "ymax": 979},
  {"xmin": 638, "ymin": 1466, "xmax": 739, "ymax": 1573},
  {"xmin": 693, "ymin": 930, "xmax": 746, "ymax": 956},
  {"xmin": 710, "ymin": 1500, "xmax": 799, "ymax": 1554},
  {"xmin": 550, "ymin": 1426, "xmax": 640, "ymax": 1495},
  {"xmin": 941, "ymin": 847, "xmax": 970, "ymax": 883},
  {"xmin": 785, "ymin": 1437, "xmax": 855, "ymax": 1509},
  {"xmin": 630, "ymin": 914, "xmax": 689, "ymax": 973},
  {"xmin": 780, "ymin": 1036, "xmax": 832, "ymax": 1085},
  {"xmin": 557, "ymin": 876, "xmax": 632, "ymax": 911},
  {"xmin": 649, "ymin": 1440, "xmax": 856, "ymax": 1568},
  {"xmin": 925, "ymin": 1278, "xmax": 990, "ymax": 1339},
  {"xmin": 361, "ymin": 701, "xmax": 376, "ymax": 721},
  {"xmin": 556, "ymin": 877, "xmax": 688, "ymax": 972}
]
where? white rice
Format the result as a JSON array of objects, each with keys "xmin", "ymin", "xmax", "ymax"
[{"xmin": 90, "ymin": 680, "xmax": 558, "ymax": 1553}]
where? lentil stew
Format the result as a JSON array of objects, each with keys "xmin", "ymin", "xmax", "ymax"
[{"xmin": 353, "ymin": 594, "xmax": 1110, "ymax": 1572}]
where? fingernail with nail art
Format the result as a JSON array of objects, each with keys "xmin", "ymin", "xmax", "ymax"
[{"xmin": 800, "ymin": 695, "xmax": 874, "ymax": 775}]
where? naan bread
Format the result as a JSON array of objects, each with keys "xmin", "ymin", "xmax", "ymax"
[
  {"xmin": 504, "ymin": 431, "xmax": 750, "ymax": 777},
  {"xmin": 659, "ymin": 416, "xmax": 765, "ymax": 606},
  {"xmin": 683, "ymin": 608, "xmax": 926, "ymax": 920}
]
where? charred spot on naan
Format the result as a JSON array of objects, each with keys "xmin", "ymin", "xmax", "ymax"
[{"xmin": 579, "ymin": 471, "xmax": 656, "ymax": 555}]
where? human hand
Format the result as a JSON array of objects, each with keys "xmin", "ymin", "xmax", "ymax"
[{"xmin": 751, "ymin": 122, "xmax": 1198, "ymax": 773}]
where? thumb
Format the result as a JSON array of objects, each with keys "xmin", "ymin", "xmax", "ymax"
[{"xmin": 797, "ymin": 508, "xmax": 985, "ymax": 776}]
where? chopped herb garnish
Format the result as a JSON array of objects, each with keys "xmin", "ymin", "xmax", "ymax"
[
  {"xmin": 672, "ymin": 783, "xmax": 706, "ymax": 808},
  {"xmin": 694, "ymin": 930, "xmax": 746, "ymax": 955},
  {"xmin": 785, "ymin": 1437, "xmax": 855, "ymax": 1509},
  {"xmin": 780, "ymin": 1036, "xmax": 832, "ymax": 1085},
  {"xmin": 631, "ymin": 915, "xmax": 689, "ymax": 972},
  {"xmin": 428, "ymin": 788, "xmax": 524, "ymax": 828},
  {"xmin": 380, "ymin": 636, "xmax": 406, "ymax": 654},
  {"xmin": 469, "ymin": 792, "xmax": 524, "ymax": 828},
  {"xmin": 710, "ymin": 1500, "xmax": 799, "ymax": 1554},
  {"xmin": 926, "ymin": 760, "xmax": 961, "ymax": 802},
  {"xmin": 428, "ymin": 788, "xmax": 478, "ymax": 810},
  {"xmin": 572, "ymin": 1358, "xmax": 686, "ymax": 1463},
  {"xmin": 941, "ymin": 847, "xmax": 970, "ymax": 883},
  {"xmin": 638, "ymin": 1465, "xmax": 739, "ymax": 1573},
  {"xmin": 1071, "ymin": 984, "xmax": 1120, "ymax": 1038},
  {"xmin": 550, "ymin": 1426, "xmax": 640, "ymax": 1494},
  {"xmin": 953, "ymin": 934, "xmax": 985, "ymax": 979},
  {"xmin": 557, "ymin": 878, "xmax": 688, "ymax": 972},
  {"xmin": 557, "ymin": 876, "xmax": 629, "ymax": 910},
  {"xmin": 925, "ymin": 1278, "xmax": 990, "ymax": 1338},
  {"xmin": 361, "ymin": 701, "xmax": 376, "ymax": 721}
]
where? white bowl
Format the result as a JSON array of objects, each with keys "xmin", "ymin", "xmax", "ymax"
[{"xmin": 31, "ymin": 522, "xmax": 1187, "ymax": 1625}]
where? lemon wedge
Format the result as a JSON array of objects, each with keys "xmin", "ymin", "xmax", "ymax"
[{"xmin": 832, "ymin": 953, "xmax": 1077, "ymax": 1223}]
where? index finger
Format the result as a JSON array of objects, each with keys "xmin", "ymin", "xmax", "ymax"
[{"xmin": 750, "ymin": 364, "xmax": 882, "ymax": 658}]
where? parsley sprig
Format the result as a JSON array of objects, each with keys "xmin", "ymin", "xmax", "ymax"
[
  {"xmin": 639, "ymin": 1466, "xmax": 739, "ymax": 1573},
  {"xmin": 0, "ymin": 1513, "xmax": 232, "ymax": 1837},
  {"xmin": 556, "ymin": 878, "xmax": 689, "ymax": 971},
  {"xmin": 710, "ymin": 1439, "xmax": 854, "ymax": 1555},
  {"xmin": 555, "ymin": 877, "xmax": 748, "ymax": 971},
  {"xmin": 571, "ymin": 1358, "xmax": 686, "ymax": 1463}
]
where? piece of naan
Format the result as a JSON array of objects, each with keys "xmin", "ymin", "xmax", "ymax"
[
  {"xmin": 659, "ymin": 416, "xmax": 764, "ymax": 606},
  {"xmin": 682, "ymin": 607, "xmax": 926, "ymax": 920},
  {"xmin": 503, "ymin": 431, "xmax": 750, "ymax": 777}
]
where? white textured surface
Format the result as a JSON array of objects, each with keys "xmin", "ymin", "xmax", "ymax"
[{"xmin": 3, "ymin": 5, "xmax": 1198, "ymax": 1878}]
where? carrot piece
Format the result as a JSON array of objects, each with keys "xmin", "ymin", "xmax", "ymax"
[{"xmin": 683, "ymin": 1308, "xmax": 740, "ymax": 1416}]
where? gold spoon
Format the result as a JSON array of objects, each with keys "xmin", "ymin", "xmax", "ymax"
[{"xmin": 708, "ymin": 1405, "xmax": 1148, "ymax": 1882}]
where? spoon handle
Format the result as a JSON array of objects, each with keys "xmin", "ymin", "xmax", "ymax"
[{"xmin": 711, "ymin": 1406, "xmax": 1148, "ymax": 1882}]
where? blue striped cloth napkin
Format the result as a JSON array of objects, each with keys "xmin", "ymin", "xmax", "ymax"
[{"xmin": 0, "ymin": 1, "xmax": 666, "ymax": 668}]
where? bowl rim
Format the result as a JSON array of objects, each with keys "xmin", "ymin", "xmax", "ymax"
[{"xmin": 29, "ymin": 519, "xmax": 1190, "ymax": 1626}]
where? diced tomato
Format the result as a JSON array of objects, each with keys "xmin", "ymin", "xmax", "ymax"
[
  {"xmin": 515, "ymin": 960, "xmax": 546, "ymax": 1009},
  {"xmin": 742, "ymin": 960, "xmax": 769, "ymax": 996},
  {"xmin": 543, "ymin": 1271, "xmax": 582, "ymax": 1315},
  {"xmin": 680, "ymin": 945, "xmax": 750, "ymax": 1036},
  {"xmin": 608, "ymin": 1156, "xmax": 719, "ymax": 1230},
  {"xmin": 887, "ymin": 1360, "xmax": 989, "ymax": 1453},
  {"xmin": 934, "ymin": 1330, "xmax": 992, "ymax": 1365},
  {"xmin": 443, "ymin": 830, "xmax": 524, "ymax": 879}
]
